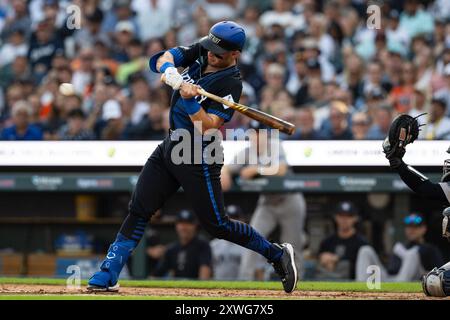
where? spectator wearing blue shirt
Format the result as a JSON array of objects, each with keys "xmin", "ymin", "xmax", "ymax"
[
  {"xmin": 1, "ymin": 100, "xmax": 43, "ymax": 140},
  {"xmin": 366, "ymin": 104, "xmax": 393, "ymax": 140},
  {"xmin": 287, "ymin": 107, "xmax": 321, "ymax": 140}
]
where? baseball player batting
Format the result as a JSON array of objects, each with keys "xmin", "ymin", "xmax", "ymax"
[
  {"xmin": 383, "ymin": 113, "xmax": 450, "ymax": 297},
  {"xmin": 87, "ymin": 21, "xmax": 298, "ymax": 293}
]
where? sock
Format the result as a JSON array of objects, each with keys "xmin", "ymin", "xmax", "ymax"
[
  {"xmin": 227, "ymin": 220, "xmax": 283, "ymax": 262},
  {"xmin": 118, "ymin": 214, "xmax": 148, "ymax": 242}
]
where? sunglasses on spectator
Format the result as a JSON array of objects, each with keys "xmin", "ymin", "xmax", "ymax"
[
  {"xmin": 353, "ymin": 121, "xmax": 369, "ymax": 126},
  {"xmin": 404, "ymin": 215, "xmax": 423, "ymax": 226}
]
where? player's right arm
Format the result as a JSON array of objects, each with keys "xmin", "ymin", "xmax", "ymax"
[
  {"xmin": 382, "ymin": 114, "xmax": 449, "ymax": 204},
  {"xmin": 393, "ymin": 161, "xmax": 449, "ymax": 203}
]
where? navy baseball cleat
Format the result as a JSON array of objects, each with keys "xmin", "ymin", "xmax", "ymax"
[
  {"xmin": 87, "ymin": 270, "xmax": 120, "ymax": 292},
  {"xmin": 270, "ymin": 243, "xmax": 298, "ymax": 293}
]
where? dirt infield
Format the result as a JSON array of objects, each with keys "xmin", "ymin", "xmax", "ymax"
[{"xmin": 0, "ymin": 284, "xmax": 445, "ymax": 300}]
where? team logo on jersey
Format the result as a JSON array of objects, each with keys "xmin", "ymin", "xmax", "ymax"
[
  {"xmin": 181, "ymin": 69, "xmax": 195, "ymax": 84},
  {"xmin": 221, "ymin": 94, "xmax": 233, "ymax": 109}
]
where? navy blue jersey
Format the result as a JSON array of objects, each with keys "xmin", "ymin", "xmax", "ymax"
[{"xmin": 150, "ymin": 43, "xmax": 243, "ymax": 134}]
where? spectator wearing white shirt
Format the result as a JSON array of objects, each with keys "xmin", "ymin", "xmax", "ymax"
[
  {"xmin": 309, "ymin": 14, "xmax": 336, "ymax": 63},
  {"xmin": 200, "ymin": 0, "xmax": 244, "ymax": 21},
  {"xmin": 259, "ymin": 0, "xmax": 305, "ymax": 34},
  {"xmin": 128, "ymin": 74, "xmax": 151, "ymax": 126},
  {"xmin": 420, "ymin": 97, "xmax": 450, "ymax": 140},
  {"xmin": 0, "ymin": 28, "xmax": 28, "ymax": 67},
  {"xmin": 132, "ymin": 0, "xmax": 174, "ymax": 41},
  {"xmin": 399, "ymin": 0, "xmax": 434, "ymax": 39},
  {"xmin": 386, "ymin": 10, "xmax": 410, "ymax": 56}
]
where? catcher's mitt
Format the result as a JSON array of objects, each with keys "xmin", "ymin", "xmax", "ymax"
[{"xmin": 382, "ymin": 113, "xmax": 426, "ymax": 162}]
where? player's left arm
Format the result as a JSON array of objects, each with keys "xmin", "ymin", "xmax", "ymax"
[{"xmin": 180, "ymin": 81, "xmax": 242, "ymax": 133}]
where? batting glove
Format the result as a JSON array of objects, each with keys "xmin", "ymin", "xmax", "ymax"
[{"xmin": 163, "ymin": 67, "xmax": 183, "ymax": 90}]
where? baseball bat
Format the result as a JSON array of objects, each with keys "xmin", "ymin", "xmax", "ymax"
[{"xmin": 161, "ymin": 75, "xmax": 296, "ymax": 135}]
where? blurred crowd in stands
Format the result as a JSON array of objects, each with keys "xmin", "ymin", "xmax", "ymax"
[{"xmin": 0, "ymin": 0, "xmax": 449, "ymax": 141}]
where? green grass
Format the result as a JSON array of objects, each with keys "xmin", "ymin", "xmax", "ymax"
[
  {"xmin": 0, "ymin": 277, "xmax": 422, "ymax": 293},
  {"xmin": 0, "ymin": 295, "xmax": 275, "ymax": 300}
]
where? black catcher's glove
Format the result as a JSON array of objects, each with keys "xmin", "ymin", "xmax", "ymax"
[{"xmin": 382, "ymin": 113, "xmax": 425, "ymax": 168}]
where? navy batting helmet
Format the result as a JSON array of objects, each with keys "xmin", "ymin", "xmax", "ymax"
[{"xmin": 199, "ymin": 21, "xmax": 246, "ymax": 54}]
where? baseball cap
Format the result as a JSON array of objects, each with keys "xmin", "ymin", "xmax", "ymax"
[
  {"xmin": 404, "ymin": 213, "xmax": 424, "ymax": 226},
  {"xmin": 225, "ymin": 205, "xmax": 243, "ymax": 219},
  {"xmin": 335, "ymin": 201, "xmax": 358, "ymax": 216},
  {"xmin": 388, "ymin": 9, "xmax": 400, "ymax": 20},
  {"xmin": 431, "ymin": 96, "xmax": 447, "ymax": 109},
  {"xmin": 115, "ymin": 21, "xmax": 134, "ymax": 34},
  {"xmin": 176, "ymin": 210, "xmax": 197, "ymax": 224},
  {"xmin": 102, "ymin": 100, "xmax": 122, "ymax": 121},
  {"xmin": 199, "ymin": 21, "xmax": 246, "ymax": 55}
]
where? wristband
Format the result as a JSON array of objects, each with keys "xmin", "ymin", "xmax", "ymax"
[
  {"xmin": 182, "ymin": 97, "xmax": 201, "ymax": 115},
  {"xmin": 160, "ymin": 62, "xmax": 175, "ymax": 73}
]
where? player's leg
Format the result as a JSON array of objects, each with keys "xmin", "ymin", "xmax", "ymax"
[
  {"xmin": 88, "ymin": 142, "xmax": 180, "ymax": 291},
  {"xmin": 171, "ymin": 163, "xmax": 298, "ymax": 293},
  {"xmin": 238, "ymin": 204, "xmax": 277, "ymax": 280}
]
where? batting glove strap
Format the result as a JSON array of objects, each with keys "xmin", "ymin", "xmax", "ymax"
[{"xmin": 182, "ymin": 97, "xmax": 201, "ymax": 115}]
